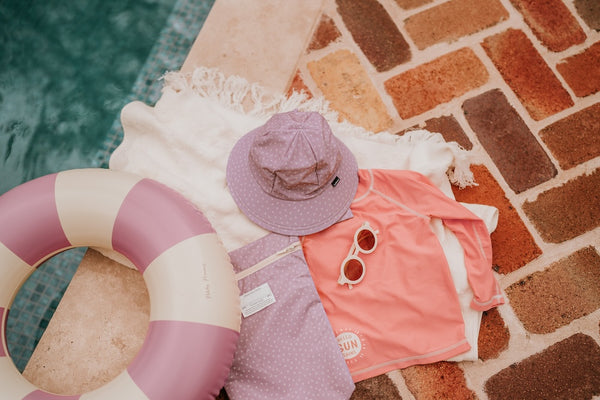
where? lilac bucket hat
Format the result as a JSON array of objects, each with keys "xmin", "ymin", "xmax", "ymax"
[{"xmin": 226, "ymin": 110, "xmax": 358, "ymax": 236}]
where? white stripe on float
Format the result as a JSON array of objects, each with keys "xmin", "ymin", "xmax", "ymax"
[
  {"xmin": 81, "ymin": 370, "xmax": 148, "ymax": 399},
  {"xmin": 0, "ymin": 358, "xmax": 39, "ymax": 398},
  {"xmin": 0, "ymin": 242, "xmax": 34, "ymax": 308},
  {"xmin": 144, "ymin": 233, "xmax": 240, "ymax": 332},
  {"xmin": 55, "ymin": 169, "xmax": 142, "ymax": 249}
]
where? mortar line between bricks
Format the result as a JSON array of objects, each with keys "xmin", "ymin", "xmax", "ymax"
[{"xmin": 386, "ymin": 369, "xmax": 416, "ymax": 400}]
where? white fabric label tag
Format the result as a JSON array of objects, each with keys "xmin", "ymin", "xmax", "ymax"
[{"xmin": 240, "ymin": 282, "xmax": 276, "ymax": 318}]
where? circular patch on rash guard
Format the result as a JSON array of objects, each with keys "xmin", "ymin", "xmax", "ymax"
[{"xmin": 336, "ymin": 328, "xmax": 368, "ymax": 365}]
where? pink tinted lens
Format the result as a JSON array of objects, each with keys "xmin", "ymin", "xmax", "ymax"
[
  {"xmin": 343, "ymin": 258, "xmax": 364, "ymax": 281},
  {"xmin": 356, "ymin": 229, "xmax": 376, "ymax": 251}
]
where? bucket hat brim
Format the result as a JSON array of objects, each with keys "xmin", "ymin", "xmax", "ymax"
[{"xmin": 226, "ymin": 123, "xmax": 358, "ymax": 236}]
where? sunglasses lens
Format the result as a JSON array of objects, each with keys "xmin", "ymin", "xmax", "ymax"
[
  {"xmin": 343, "ymin": 258, "xmax": 364, "ymax": 282},
  {"xmin": 356, "ymin": 229, "xmax": 376, "ymax": 252}
]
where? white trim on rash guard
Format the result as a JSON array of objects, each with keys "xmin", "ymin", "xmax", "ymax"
[{"xmin": 350, "ymin": 338, "xmax": 470, "ymax": 378}]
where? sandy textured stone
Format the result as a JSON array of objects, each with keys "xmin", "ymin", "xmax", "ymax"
[
  {"xmin": 523, "ymin": 168, "xmax": 600, "ymax": 243},
  {"xmin": 452, "ymin": 164, "xmax": 542, "ymax": 274},
  {"xmin": 539, "ymin": 102, "xmax": 600, "ymax": 169},
  {"xmin": 405, "ymin": 0, "xmax": 508, "ymax": 49},
  {"xmin": 556, "ymin": 41, "xmax": 600, "ymax": 97},
  {"xmin": 485, "ymin": 334, "xmax": 600, "ymax": 399},
  {"xmin": 385, "ymin": 48, "xmax": 488, "ymax": 119},
  {"xmin": 509, "ymin": 0, "xmax": 586, "ymax": 52},
  {"xmin": 308, "ymin": 49, "xmax": 393, "ymax": 132},
  {"xmin": 482, "ymin": 29, "xmax": 574, "ymax": 120},
  {"xmin": 181, "ymin": 0, "xmax": 325, "ymax": 95},
  {"xmin": 506, "ymin": 247, "xmax": 600, "ymax": 334},
  {"xmin": 23, "ymin": 249, "xmax": 149, "ymax": 395}
]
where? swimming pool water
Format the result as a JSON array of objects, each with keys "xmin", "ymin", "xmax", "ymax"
[{"xmin": 0, "ymin": 0, "xmax": 214, "ymax": 371}]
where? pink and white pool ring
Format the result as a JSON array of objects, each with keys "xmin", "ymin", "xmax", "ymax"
[{"xmin": 0, "ymin": 168, "xmax": 241, "ymax": 399}]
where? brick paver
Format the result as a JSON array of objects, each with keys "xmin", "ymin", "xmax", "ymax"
[
  {"xmin": 523, "ymin": 168, "xmax": 600, "ymax": 243},
  {"xmin": 385, "ymin": 48, "xmax": 488, "ymax": 119},
  {"xmin": 506, "ymin": 247, "xmax": 600, "ymax": 333},
  {"xmin": 336, "ymin": 0, "xmax": 411, "ymax": 71},
  {"xmin": 421, "ymin": 115, "xmax": 473, "ymax": 150},
  {"xmin": 508, "ymin": 0, "xmax": 586, "ymax": 51},
  {"xmin": 477, "ymin": 309, "xmax": 509, "ymax": 361},
  {"xmin": 394, "ymin": 0, "xmax": 433, "ymax": 9},
  {"xmin": 308, "ymin": 14, "xmax": 341, "ymax": 51},
  {"xmin": 482, "ymin": 29, "xmax": 574, "ymax": 120},
  {"xmin": 575, "ymin": 0, "xmax": 600, "ymax": 30},
  {"xmin": 307, "ymin": 49, "xmax": 393, "ymax": 132},
  {"xmin": 402, "ymin": 362, "xmax": 476, "ymax": 400},
  {"xmin": 452, "ymin": 164, "xmax": 542, "ymax": 274},
  {"xmin": 539, "ymin": 102, "xmax": 600, "ymax": 169},
  {"xmin": 556, "ymin": 41, "xmax": 600, "ymax": 97},
  {"xmin": 350, "ymin": 374, "xmax": 402, "ymax": 400},
  {"xmin": 463, "ymin": 89, "xmax": 557, "ymax": 193},
  {"xmin": 404, "ymin": 0, "xmax": 508, "ymax": 49},
  {"xmin": 485, "ymin": 334, "xmax": 600, "ymax": 399}
]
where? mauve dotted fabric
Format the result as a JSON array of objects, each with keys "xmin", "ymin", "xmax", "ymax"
[
  {"xmin": 224, "ymin": 233, "xmax": 355, "ymax": 400},
  {"xmin": 226, "ymin": 110, "xmax": 358, "ymax": 236}
]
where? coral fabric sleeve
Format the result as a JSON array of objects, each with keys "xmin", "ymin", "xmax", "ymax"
[{"xmin": 377, "ymin": 169, "xmax": 504, "ymax": 311}]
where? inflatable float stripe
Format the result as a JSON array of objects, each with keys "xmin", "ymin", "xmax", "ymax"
[{"xmin": 0, "ymin": 169, "xmax": 241, "ymax": 400}]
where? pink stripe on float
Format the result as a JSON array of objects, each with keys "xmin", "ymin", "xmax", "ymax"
[
  {"xmin": 0, "ymin": 174, "xmax": 70, "ymax": 266},
  {"xmin": 128, "ymin": 320, "xmax": 239, "ymax": 400},
  {"xmin": 112, "ymin": 179, "xmax": 215, "ymax": 272},
  {"xmin": 23, "ymin": 391, "xmax": 80, "ymax": 400},
  {"xmin": 0, "ymin": 307, "xmax": 6, "ymax": 357}
]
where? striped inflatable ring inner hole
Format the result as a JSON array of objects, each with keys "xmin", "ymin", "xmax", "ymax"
[{"xmin": 6, "ymin": 246, "xmax": 151, "ymax": 395}]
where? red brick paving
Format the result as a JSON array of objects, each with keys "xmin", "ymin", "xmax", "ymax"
[
  {"xmin": 539, "ymin": 102, "xmax": 600, "ymax": 169},
  {"xmin": 506, "ymin": 247, "xmax": 600, "ymax": 334},
  {"xmin": 575, "ymin": 0, "xmax": 600, "ymax": 30},
  {"xmin": 482, "ymin": 29, "xmax": 574, "ymax": 120},
  {"xmin": 335, "ymin": 0, "xmax": 411, "ymax": 71},
  {"xmin": 462, "ymin": 89, "xmax": 557, "ymax": 193},
  {"xmin": 522, "ymin": 168, "xmax": 600, "ymax": 243},
  {"xmin": 402, "ymin": 362, "xmax": 476, "ymax": 400},
  {"xmin": 293, "ymin": 0, "xmax": 600, "ymax": 398},
  {"xmin": 350, "ymin": 374, "xmax": 402, "ymax": 399},
  {"xmin": 384, "ymin": 48, "xmax": 489, "ymax": 119},
  {"xmin": 404, "ymin": 0, "xmax": 509, "ymax": 49},
  {"xmin": 394, "ymin": 0, "xmax": 433, "ymax": 9},
  {"xmin": 508, "ymin": 0, "xmax": 587, "ymax": 51},
  {"xmin": 421, "ymin": 115, "xmax": 473, "ymax": 150},
  {"xmin": 485, "ymin": 333, "xmax": 600, "ymax": 399},
  {"xmin": 307, "ymin": 14, "xmax": 341, "ymax": 51},
  {"xmin": 556, "ymin": 41, "xmax": 600, "ymax": 97},
  {"xmin": 452, "ymin": 165, "xmax": 542, "ymax": 274},
  {"xmin": 477, "ymin": 309, "xmax": 509, "ymax": 361}
]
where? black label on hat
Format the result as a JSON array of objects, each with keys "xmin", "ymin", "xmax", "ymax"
[{"xmin": 331, "ymin": 176, "xmax": 341, "ymax": 187}]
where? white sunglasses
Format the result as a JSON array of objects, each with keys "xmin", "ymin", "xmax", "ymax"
[{"xmin": 338, "ymin": 222, "xmax": 379, "ymax": 289}]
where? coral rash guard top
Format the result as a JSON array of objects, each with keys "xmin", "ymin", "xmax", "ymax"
[{"xmin": 301, "ymin": 169, "xmax": 504, "ymax": 382}]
